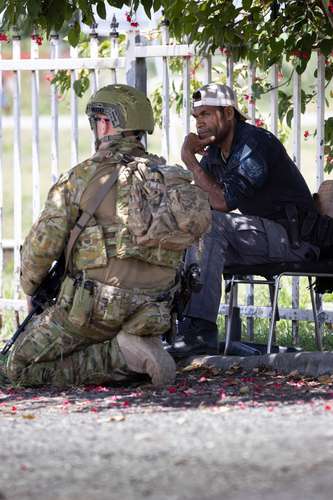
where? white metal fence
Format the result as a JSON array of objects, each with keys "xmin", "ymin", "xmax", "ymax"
[{"xmin": 0, "ymin": 17, "xmax": 331, "ymax": 341}]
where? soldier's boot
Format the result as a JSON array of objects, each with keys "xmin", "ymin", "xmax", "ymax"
[{"xmin": 117, "ymin": 331, "xmax": 176, "ymax": 386}]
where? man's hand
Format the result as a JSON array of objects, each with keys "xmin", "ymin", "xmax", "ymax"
[
  {"xmin": 180, "ymin": 132, "xmax": 229, "ymax": 212},
  {"xmin": 181, "ymin": 133, "xmax": 215, "ymax": 163}
]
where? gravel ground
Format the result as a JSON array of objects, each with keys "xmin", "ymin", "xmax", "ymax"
[{"xmin": 1, "ymin": 364, "xmax": 333, "ymax": 500}]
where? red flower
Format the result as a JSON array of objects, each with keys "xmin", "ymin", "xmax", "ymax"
[
  {"xmin": 255, "ymin": 118, "xmax": 264, "ymax": 128},
  {"xmin": 130, "ymin": 22, "xmax": 139, "ymax": 27},
  {"xmin": 0, "ymin": 33, "xmax": 9, "ymax": 42},
  {"xmin": 304, "ymin": 130, "xmax": 310, "ymax": 138},
  {"xmin": 44, "ymin": 73, "xmax": 53, "ymax": 83},
  {"xmin": 31, "ymin": 34, "xmax": 43, "ymax": 46},
  {"xmin": 167, "ymin": 386, "xmax": 177, "ymax": 394}
]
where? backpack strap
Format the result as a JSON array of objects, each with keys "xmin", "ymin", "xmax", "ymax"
[{"xmin": 64, "ymin": 167, "xmax": 119, "ymax": 274}]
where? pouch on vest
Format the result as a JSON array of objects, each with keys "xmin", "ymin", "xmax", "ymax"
[
  {"xmin": 72, "ymin": 224, "xmax": 108, "ymax": 271},
  {"xmin": 56, "ymin": 275, "xmax": 76, "ymax": 310},
  {"xmin": 93, "ymin": 285, "xmax": 132, "ymax": 327},
  {"xmin": 67, "ymin": 278, "xmax": 95, "ymax": 327},
  {"xmin": 120, "ymin": 301, "xmax": 171, "ymax": 336}
]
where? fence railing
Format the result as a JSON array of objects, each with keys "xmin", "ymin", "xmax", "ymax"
[{"xmin": 0, "ymin": 17, "xmax": 331, "ymax": 342}]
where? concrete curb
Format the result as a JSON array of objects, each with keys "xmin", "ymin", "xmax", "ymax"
[{"xmin": 185, "ymin": 352, "xmax": 333, "ymax": 378}]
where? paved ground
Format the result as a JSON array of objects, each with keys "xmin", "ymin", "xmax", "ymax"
[{"xmin": 1, "ymin": 362, "xmax": 333, "ymax": 500}]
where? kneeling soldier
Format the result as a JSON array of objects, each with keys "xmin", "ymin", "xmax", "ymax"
[{"xmin": 6, "ymin": 84, "xmax": 211, "ymax": 387}]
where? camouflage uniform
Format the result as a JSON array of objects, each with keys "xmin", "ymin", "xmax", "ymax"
[{"xmin": 7, "ymin": 135, "xmax": 211, "ymax": 387}]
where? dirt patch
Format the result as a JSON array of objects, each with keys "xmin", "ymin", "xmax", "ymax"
[{"xmin": 1, "ymin": 364, "xmax": 333, "ymax": 417}]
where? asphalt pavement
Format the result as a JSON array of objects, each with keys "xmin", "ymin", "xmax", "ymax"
[{"xmin": 1, "ymin": 362, "xmax": 333, "ymax": 500}]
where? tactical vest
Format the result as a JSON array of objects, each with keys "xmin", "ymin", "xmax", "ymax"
[{"xmin": 71, "ymin": 144, "xmax": 211, "ymax": 272}]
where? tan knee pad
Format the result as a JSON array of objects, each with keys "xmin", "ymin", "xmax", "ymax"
[{"xmin": 117, "ymin": 331, "xmax": 176, "ymax": 386}]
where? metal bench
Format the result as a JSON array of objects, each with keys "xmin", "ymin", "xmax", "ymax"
[{"xmin": 223, "ymin": 259, "xmax": 333, "ymax": 355}]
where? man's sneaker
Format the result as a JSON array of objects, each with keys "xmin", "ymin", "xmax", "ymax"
[
  {"xmin": 167, "ymin": 339, "xmax": 219, "ymax": 360},
  {"xmin": 167, "ymin": 317, "xmax": 220, "ymax": 359},
  {"xmin": 180, "ymin": 317, "xmax": 219, "ymax": 349}
]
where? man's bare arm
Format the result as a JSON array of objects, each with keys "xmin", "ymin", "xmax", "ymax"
[{"xmin": 181, "ymin": 133, "xmax": 229, "ymax": 212}]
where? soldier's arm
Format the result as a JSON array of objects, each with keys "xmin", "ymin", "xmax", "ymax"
[
  {"xmin": 20, "ymin": 174, "xmax": 76, "ymax": 296},
  {"xmin": 181, "ymin": 133, "xmax": 230, "ymax": 212}
]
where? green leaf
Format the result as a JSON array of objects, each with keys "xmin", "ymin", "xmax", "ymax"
[
  {"xmin": 96, "ymin": 1, "xmax": 106, "ymax": 20},
  {"xmin": 68, "ymin": 23, "xmax": 80, "ymax": 47},
  {"xmin": 286, "ymin": 108, "xmax": 293, "ymax": 128},
  {"xmin": 242, "ymin": 0, "xmax": 252, "ymax": 10},
  {"xmin": 27, "ymin": 0, "xmax": 41, "ymax": 19},
  {"xmin": 141, "ymin": 0, "xmax": 154, "ymax": 18},
  {"xmin": 325, "ymin": 117, "xmax": 333, "ymax": 143},
  {"xmin": 295, "ymin": 58, "xmax": 307, "ymax": 75},
  {"xmin": 319, "ymin": 38, "xmax": 333, "ymax": 57}
]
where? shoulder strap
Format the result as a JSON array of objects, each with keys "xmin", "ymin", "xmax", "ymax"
[{"xmin": 64, "ymin": 168, "xmax": 119, "ymax": 273}]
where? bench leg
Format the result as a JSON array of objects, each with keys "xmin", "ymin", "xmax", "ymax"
[
  {"xmin": 267, "ymin": 276, "xmax": 281, "ymax": 354},
  {"xmin": 308, "ymin": 276, "xmax": 323, "ymax": 351}
]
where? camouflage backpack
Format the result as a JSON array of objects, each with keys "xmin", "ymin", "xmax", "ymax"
[{"xmin": 127, "ymin": 162, "xmax": 212, "ymax": 251}]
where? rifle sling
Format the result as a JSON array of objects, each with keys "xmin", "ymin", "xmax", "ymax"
[{"xmin": 64, "ymin": 168, "xmax": 119, "ymax": 273}]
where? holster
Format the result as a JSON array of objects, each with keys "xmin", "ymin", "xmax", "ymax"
[
  {"xmin": 283, "ymin": 204, "xmax": 301, "ymax": 249},
  {"xmin": 300, "ymin": 211, "xmax": 319, "ymax": 242}
]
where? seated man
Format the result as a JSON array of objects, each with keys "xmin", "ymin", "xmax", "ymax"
[
  {"xmin": 178, "ymin": 82, "xmax": 320, "ymax": 354},
  {"xmin": 5, "ymin": 84, "xmax": 211, "ymax": 386}
]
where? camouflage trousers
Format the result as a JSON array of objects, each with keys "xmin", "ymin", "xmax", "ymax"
[{"xmin": 6, "ymin": 279, "xmax": 176, "ymax": 387}]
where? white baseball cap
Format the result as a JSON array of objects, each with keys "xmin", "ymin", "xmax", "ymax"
[{"xmin": 192, "ymin": 83, "xmax": 248, "ymax": 121}]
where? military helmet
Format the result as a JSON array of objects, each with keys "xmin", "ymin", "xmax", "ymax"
[{"xmin": 86, "ymin": 84, "xmax": 154, "ymax": 134}]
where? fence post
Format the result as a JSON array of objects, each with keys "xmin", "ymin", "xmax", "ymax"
[
  {"xmin": 316, "ymin": 51, "xmax": 325, "ymax": 188},
  {"xmin": 316, "ymin": 51, "xmax": 326, "ymax": 338},
  {"xmin": 246, "ymin": 63, "xmax": 257, "ymax": 340},
  {"xmin": 227, "ymin": 55, "xmax": 234, "ymax": 89},
  {"xmin": 270, "ymin": 64, "xmax": 278, "ymax": 137},
  {"xmin": 183, "ymin": 55, "xmax": 191, "ymax": 135},
  {"xmin": 50, "ymin": 32, "xmax": 59, "ymax": 184},
  {"xmin": 292, "ymin": 70, "xmax": 302, "ymax": 345},
  {"xmin": 70, "ymin": 40, "xmax": 79, "ymax": 167},
  {"xmin": 12, "ymin": 26, "xmax": 22, "ymax": 324},
  {"xmin": 89, "ymin": 23, "xmax": 99, "ymax": 93},
  {"xmin": 0, "ymin": 41, "xmax": 3, "ymax": 328},
  {"xmin": 126, "ymin": 25, "xmax": 147, "ymax": 94},
  {"xmin": 109, "ymin": 15, "xmax": 119, "ymax": 84},
  {"xmin": 202, "ymin": 56, "xmax": 212, "ymax": 85},
  {"xmin": 161, "ymin": 15, "xmax": 170, "ymax": 162},
  {"xmin": 31, "ymin": 28, "xmax": 41, "ymax": 222}
]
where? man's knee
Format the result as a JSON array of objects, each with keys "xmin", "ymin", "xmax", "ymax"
[{"xmin": 117, "ymin": 331, "xmax": 176, "ymax": 386}]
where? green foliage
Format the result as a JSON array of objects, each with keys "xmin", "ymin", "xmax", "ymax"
[
  {"xmin": 3, "ymin": 1, "xmax": 332, "ymax": 168},
  {"xmin": 0, "ymin": 0, "xmax": 162, "ymax": 39}
]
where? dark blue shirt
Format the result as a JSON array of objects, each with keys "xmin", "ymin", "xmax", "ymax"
[{"xmin": 200, "ymin": 121, "xmax": 316, "ymax": 221}]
